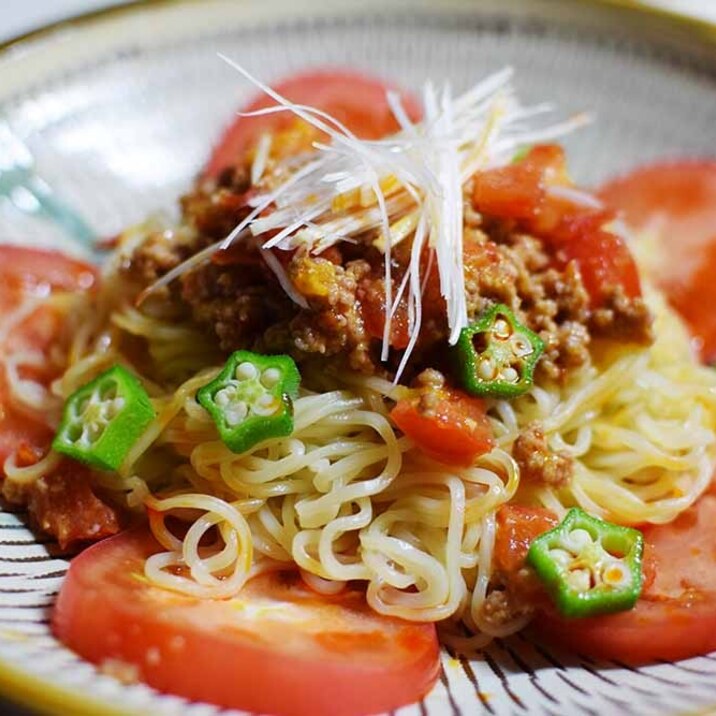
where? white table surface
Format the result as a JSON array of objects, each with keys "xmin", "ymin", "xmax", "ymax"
[{"xmin": 1, "ymin": 0, "xmax": 716, "ymax": 44}]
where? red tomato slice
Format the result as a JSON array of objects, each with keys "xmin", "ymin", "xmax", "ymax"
[
  {"xmin": 598, "ymin": 161, "xmax": 716, "ymax": 361},
  {"xmin": 0, "ymin": 246, "xmax": 98, "ymax": 472},
  {"xmin": 0, "ymin": 245, "xmax": 96, "ymax": 303},
  {"xmin": 534, "ymin": 495, "xmax": 716, "ymax": 663},
  {"xmin": 390, "ymin": 388, "xmax": 494, "ymax": 467},
  {"xmin": 204, "ymin": 70, "xmax": 421, "ymax": 178},
  {"xmin": 53, "ymin": 529, "xmax": 440, "ymax": 715}
]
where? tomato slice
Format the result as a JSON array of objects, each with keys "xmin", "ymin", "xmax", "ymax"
[
  {"xmin": 598, "ymin": 161, "xmax": 716, "ymax": 361},
  {"xmin": 53, "ymin": 529, "xmax": 440, "ymax": 715},
  {"xmin": 0, "ymin": 245, "xmax": 96, "ymax": 302},
  {"xmin": 534, "ymin": 495, "xmax": 716, "ymax": 663},
  {"xmin": 0, "ymin": 247, "xmax": 98, "ymax": 472},
  {"xmin": 205, "ymin": 70, "xmax": 421, "ymax": 178},
  {"xmin": 390, "ymin": 387, "xmax": 494, "ymax": 466}
]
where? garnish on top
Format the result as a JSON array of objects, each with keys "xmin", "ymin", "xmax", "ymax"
[{"xmin": 140, "ymin": 58, "xmax": 592, "ymax": 380}]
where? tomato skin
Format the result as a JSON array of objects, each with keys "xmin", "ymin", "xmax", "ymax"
[
  {"xmin": 535, "ymin": 496, "xmax": 716, "ymax": 663},
  {"xmin": 599, "ymin": 161, "xmax": 716, "ymax": 362},
  {"xmin": 390, "ymin": 388, "xmax": 494, "ymax": 466},
  {"xmin": 53, "ymin": 529, "xmax": 440, "ymax": 716},
  {"xmin": 205, "ymin": 70, "xmax": 421, "ymax": 178}
]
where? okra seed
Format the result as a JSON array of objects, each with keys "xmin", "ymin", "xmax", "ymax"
[
  {"xmin": 511, "ymin": 335, "xmax": 533, "ymax": 357},
  {"xmin": 225, "ymin": 401, "xmax": 248, "ymax": 426},
  {"xmin": 501, "ymin": 366, "xmax": 519, "ymax": 383},
  {"xmin": 478, "ymin": 358, "xmax": 497, "ymax": 381},
  {"xmin": 601, "ymin": 562, "xmax": 630, "ymax": 588},
  {"xmin": 235, "ymin": 362, "xmax": 259, "ymax": 381},
  {"xmin": 567, "ymin": 568, "xmax": 591, "ymax": 592},
  {"xmin": 252, "ymin": 394, "xmax": 279, "ymax": 417},
  {"xmin": 215, "ymin": 389, "xmax": 233, "ymax": 408},
  {"xmin": 549, "ymin": 548, "xmax": 572, "ymax": 568},
  {"xmin": 261, "ymin": 368, "xmax": 281, "ymax": 388},
  {"xmin": 563, "ymin": 528, "xmax": 593, "ymax": 553},
  {"xmin": 88, "ymin": 422, "xmax": 103, "ymax": 440},
  {"xmin": 493, "ymin": 318, "xmax": 512, "ymax": 340},
  {"xmin": 100, "ymin": 382, "xmax": 118, "ymax": 401}
]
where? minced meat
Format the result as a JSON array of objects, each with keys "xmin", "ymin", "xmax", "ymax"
[
  {"xmin": 127, "ymin": 179, "xmax": 653, "ymax": 383},
  {"xmin": 512, "ymin": 423, "xmax": 574, "ymax": 487}
]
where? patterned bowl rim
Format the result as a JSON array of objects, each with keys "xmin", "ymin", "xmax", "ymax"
[
  {"xmin": 0, "ymin": 1, "xmax": 715, "ymax": 715},
  {"xmin": 0, "ymin": 0, "xmax": 715, "ymax": 56}
]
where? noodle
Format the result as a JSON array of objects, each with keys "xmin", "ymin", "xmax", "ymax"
[{"xmin": 3, "ymin": 230, "xmax": 715, "ymax": 647}]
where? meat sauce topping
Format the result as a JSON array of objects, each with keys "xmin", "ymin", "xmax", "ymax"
[{"xmin": 127, "ymin": 146, "xmax": 653, "ymax": 386}]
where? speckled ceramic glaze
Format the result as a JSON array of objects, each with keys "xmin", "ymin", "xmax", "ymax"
[{"xmin": 0, "ymin": 1, "xmax": 715, "ymax": 714}]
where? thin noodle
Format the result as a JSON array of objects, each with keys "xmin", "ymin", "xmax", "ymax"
[{"xmin": 3, "ymin": 247, "xmax": 715, "ymax": 647}]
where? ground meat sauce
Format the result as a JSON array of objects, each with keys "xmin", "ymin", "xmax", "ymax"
[
  {"xmin": 26, "ymin": 469, "xmax": 121, "ymax": 550},
  {"xmin": 129, "ymin": 184, "xmax": 652, "ymax": 386},
  {"xmin": 589, "ymin": 284, "xmax": 653, "ymax": 344},
  {"xmin": 512, "ymin": 423, "xmax": 574, "ymax": 487},
  {"xmin": 288, "ymin": 256, "xmax": 376, "ymax": 373},
  {"xmin": 180, "ymin": 250, "xmax": 294, "ymax": 353}
]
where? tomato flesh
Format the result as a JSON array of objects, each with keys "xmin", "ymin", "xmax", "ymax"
[
  {"xmin": 599, "ymin": 161, "xmax": 716, "ymax": 361},
  {"xmin": 472, "ymin": 163, "xmax": 544, "ymax": 220},
  {"xmin": 472, "ymin": 145, "xmax": 641, "ymax": 307},
  {"xmin": 472, "ymin": 144, "xmax": 567, "ymax": 220},
  {"xmin": 358, "ymin": 276, "xmax": 411, "ymax": 350},
  {"xmin": 557, "ymin": 229, "xmax": 642, "ymax": 308},
  {"xmin": 53, "ymin": 529, "xmax": 440, "ymax": 715},
  {"xmin": 535, "ymin": 496, "xmax": 716, "ymax": 663},
  {"xmin": 390, "ymin": 388, "xmax": 494, "ymax": 466},
  {"xmin": 205, "ymin": 70, "xmax": 421, "ymax": 178},
  {"xmin": 494, "ymin": 506, "xmax": 558, "ymax": 575}
]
